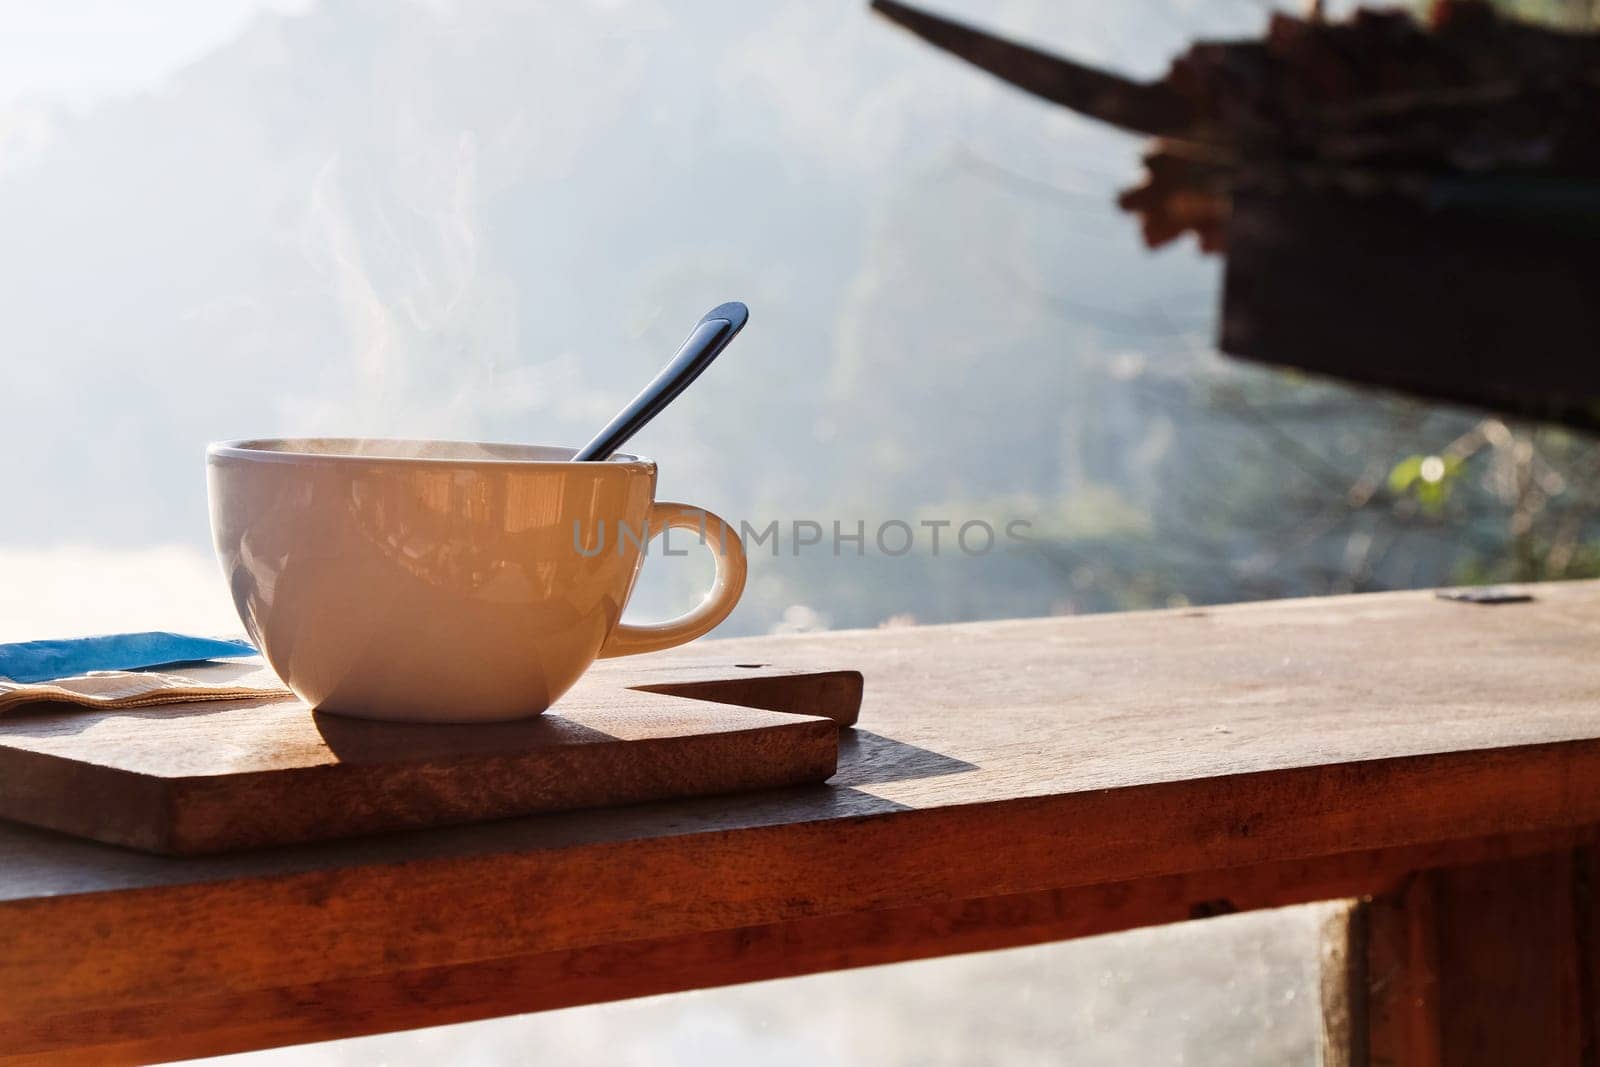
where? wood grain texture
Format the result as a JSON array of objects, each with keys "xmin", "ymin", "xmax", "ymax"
[
  {"xmin": 1364, "ymin": 850, "xmax": 1593, "ymax": 1066},
  {"xmin": 6, "ymin": 828, "xmax": 1592, "ymax": 1065},
  {"xmin": 7, "ymin": 582, "xmax": 1600, "ymax": 1060},
  {"xmin": 0, "ymin": 664, "xmax": 860, "ymax": 854}
]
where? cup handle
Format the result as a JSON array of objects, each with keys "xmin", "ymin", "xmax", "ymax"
[{"xmin": 598, "ymin": 501, "xmax": 748, "ymax": 658}]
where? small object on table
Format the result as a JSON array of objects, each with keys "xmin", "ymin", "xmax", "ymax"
[
  {"xmin": 0, "ymin": 631, "xmax": 288, "ymax": 713},
  {"xmin": 1435, "ymin": 586, "xmax": 1536, "ymax": 605},
  {"xmin": 0, "ymin": 631, "xmax": 259, "ymax": 684}
]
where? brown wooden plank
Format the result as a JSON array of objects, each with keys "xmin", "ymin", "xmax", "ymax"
[
  {"xmin": 5, "ymin": 828, "xmax": 1593, "ymax": 1065},
  {"xmin": 1582, "ymin": 848, "xmax": 1600, "ymax": 1067},
  {"xmin": 8, "ymin": 583, "xmax": 1600, "ymax": 1057},
  {"xmin": 0, "ymin": 664, "xmax": 858, "ymax": 854},
  {"xmin": 1365, "ymin": 873, "xmax": 1443, "ymax": 1067},
  {"xmin": 15, "ymin": 582, "xmax": 1600, "ymax": 896},
  {"xmin": 1365, "ymin": 850, "xmax": 1591, "ymax": 1066},
  {"xmin": 20, "ymin": 737, "xmax": 1600, "ymax": 1027}
]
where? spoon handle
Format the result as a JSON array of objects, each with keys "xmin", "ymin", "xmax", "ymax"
[{"xmin": 573, "ymin": 302, "xmax": 748, "ymax": 462}]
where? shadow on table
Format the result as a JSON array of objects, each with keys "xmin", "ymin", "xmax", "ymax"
[{"xmin": 831, "ymin": 729, "xmax": 976, "ymax": 787}]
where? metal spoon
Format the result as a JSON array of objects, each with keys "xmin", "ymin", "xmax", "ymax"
[{"xmin": 572, "ymin": 301, "xmax": 749, "ymax": 462}]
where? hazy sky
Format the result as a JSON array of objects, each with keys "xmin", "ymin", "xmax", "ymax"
[{"xmin": 0, "ymin": 0, "xmax": 313, "ymax": 107}]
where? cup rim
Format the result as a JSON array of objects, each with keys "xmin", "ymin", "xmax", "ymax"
[{"xmin": 207, "ymin": 437, "xmax": 655, "ymax": 471}]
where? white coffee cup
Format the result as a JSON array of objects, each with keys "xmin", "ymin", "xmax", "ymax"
[{"xmin": 207, "ymin": 438, "xmax": 747, "ymax": 723}]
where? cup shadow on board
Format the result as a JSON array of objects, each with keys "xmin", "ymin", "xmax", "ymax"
[{"xmin": 313, "ymin": 710, "xmax": 618, "ymax": 762}]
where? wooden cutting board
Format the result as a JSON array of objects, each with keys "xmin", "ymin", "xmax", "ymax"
[{"xmin": 0, "ymin": 661, "xmax": 861, "ymax": 855}]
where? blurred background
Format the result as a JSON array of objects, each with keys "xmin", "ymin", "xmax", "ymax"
[
  {"xmin": 4, "ymin": 0, "xmax": 1597, "ymax": 1062},
  {"xmin": 7, "ymin": 0, "xmax": 1599, "ymax": 644}
]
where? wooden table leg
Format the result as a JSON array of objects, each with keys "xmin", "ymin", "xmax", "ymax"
[{"xmin": 1361, "ymin": 849, "xmax": 1596, "ymax": 1066}]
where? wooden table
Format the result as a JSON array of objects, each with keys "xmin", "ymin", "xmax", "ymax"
[{"xmin": 9, "ymin": 583, "xmax": 1600, "ymax": 1065}]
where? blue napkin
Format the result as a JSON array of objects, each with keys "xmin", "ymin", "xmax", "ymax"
[{"xmin": 0, "ymin": 632, "xmax": 258, "ymax": 684}]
